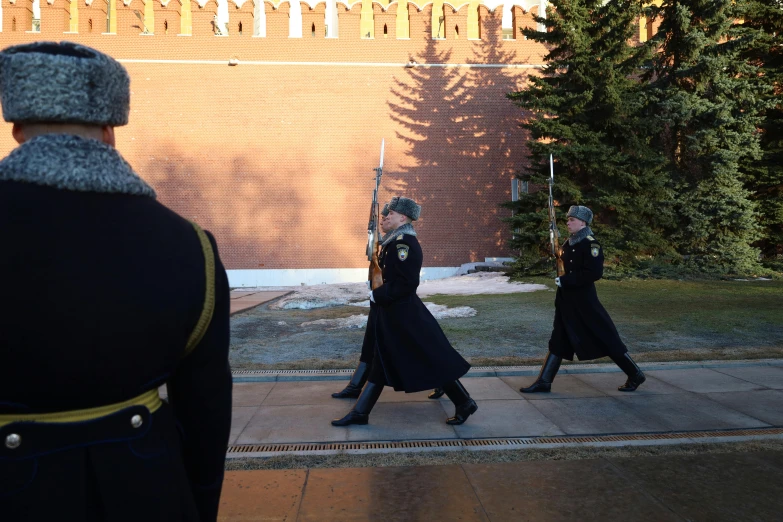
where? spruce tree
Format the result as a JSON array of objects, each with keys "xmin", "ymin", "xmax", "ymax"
[
  {"xmin": 506, "ymin": 0, "xmax": 671, "ymax": 276},
  {"xmin": 734, "ymin": 0, "xmax": 783, "ymax": 270},
  {"xmin": 645, "ymin": 0, "xmax": 767, "ymax": 274}
]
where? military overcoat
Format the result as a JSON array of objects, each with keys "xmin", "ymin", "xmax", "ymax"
[
  {"xmin": 548, "ymin": 233, "xmax": 628, "ymax": 361},
  {"xmin": 0, "ymin": 134, "xmax": 232, "ymax": 522},
  {"xmin": 370, "ymin": 233, "xmax": 470, "ymax": 393}
]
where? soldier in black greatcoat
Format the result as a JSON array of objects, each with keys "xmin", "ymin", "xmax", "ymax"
[
  {"xmin": 0, "ymin": 42, "xmax": 232, "ymax": 521},
  {"xmin": 331, "ymin": 205, "xmax": 389, "ymax": 399},
  {"xmin": 520, "ymin": 205, "xmax": 646, "ymax": 394},
  {"xmin": 332, "ymin": 197, "xmax": 478, "ymax": 426}
]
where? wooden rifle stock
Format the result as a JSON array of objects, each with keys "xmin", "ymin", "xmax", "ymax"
[{"xmin": 369, "ymin": 242, "xmax": 383, "ymax": 290}]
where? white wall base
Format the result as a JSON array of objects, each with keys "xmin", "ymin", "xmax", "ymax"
[{"xmin": 227, "ymin": 267, "xmax": 461, "ymax": 288}]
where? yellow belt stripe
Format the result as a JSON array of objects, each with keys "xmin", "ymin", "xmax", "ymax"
[
  {"xmin": 184, "ymin": 222, "xmax": 216, "ymax": 358},
  {"xmin": 0, "ymin": 389, "xmax": 162, "ymax": 428}
]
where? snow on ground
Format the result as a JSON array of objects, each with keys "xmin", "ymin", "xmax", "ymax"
[
  {"xmin": 266, "ymin": 272, "xmax": 547, "ymax": 311},
  {"xmin": 300, "ymin": 302, "xmax": 478, "ymax": 330}
]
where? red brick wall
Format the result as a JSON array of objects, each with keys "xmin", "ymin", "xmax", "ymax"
[{"xmin": 0, "ymin": 0, "xmax": 547, "ymax": 270}]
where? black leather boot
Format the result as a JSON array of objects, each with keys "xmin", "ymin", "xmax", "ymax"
[
  {"xmin": 519, "ymin": 352, "xmax": 562, "ymax": 393},
  {"xmin": 428, "ymin": 388, "xmax": 445, "ymax": 399},
  {"xmin": 611, "ymin": 353, "xmax": 646, "ymax": 392},
  {"xmin": 331, "ymin": 362, "xmax": 369, "ymax": 399},
  {"xmin": 442, "ymin": 380, "xmax": 478, "ymax": 425},
  {"xmin": 331, "ymin": 382, "xmax": 384, "ymax": 426}
]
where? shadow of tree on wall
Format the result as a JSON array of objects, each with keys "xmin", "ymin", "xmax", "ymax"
[{"xmin": 386, "ymin": 16, "xmax": 528, "ymax": 266}]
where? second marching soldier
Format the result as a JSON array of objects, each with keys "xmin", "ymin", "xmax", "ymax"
[
  {"xmin": 332, "ymin": 197, "xmax": 478, "ymax": 426},
  {"xmin": 520, "ymin": 205, "xmax": 646, "ymax": 393}
]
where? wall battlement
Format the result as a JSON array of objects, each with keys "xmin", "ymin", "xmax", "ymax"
[{"xmin": 1, "ymin": 0, "xmax": 548, "ymax": 41}]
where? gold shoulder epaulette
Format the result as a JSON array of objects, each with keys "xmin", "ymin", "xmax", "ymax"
[
  {"xmin": 587, "ymin": 235, "xmax": 595, "ymax": 241},
  {"xmin": 396, "ymin": 234, "xmax": 404, "ymax": 241}
]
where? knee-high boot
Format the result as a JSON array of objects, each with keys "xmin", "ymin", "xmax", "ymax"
[
  {"xmin": 610, "ymin": 353, "xmax": 646, "ymax": 392},
  {"xmin": 441, "ymin": 380, "xmax": 478, "ymax": 425},
  {"xmin": 332, "ymin": 361, "xmax": 369, "ymax": 399},
  {"xmin": 520, "ymin": 352, "xmax": 562, "ymax": 393},
  {"xmin": 331, "ymin": 382, "xmax": 384, "ymax": 426}
]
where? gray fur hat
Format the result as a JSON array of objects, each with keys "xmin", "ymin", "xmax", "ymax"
[
  {"xmin": 387, "ymin": 196, "xmax": 421, "ymax": 221},
  {"xmin": 566, "ymin": 205, "xmax": 593, "ymax": 225},
  {"xmin": 0, "ymin": 41, "xmax": 130, "ymax": 126},
  {"xmin": 381, "ymin": 203, "xmax": 390, "ymax": 217}
]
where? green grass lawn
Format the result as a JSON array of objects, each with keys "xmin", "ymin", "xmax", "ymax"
[{"xmin": 229, "ymin": 278, "xmax": 783, "ymax": 370}]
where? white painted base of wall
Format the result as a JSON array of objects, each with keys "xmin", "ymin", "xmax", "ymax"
[{"xmin": 227, "ymin": 267, "xmax": 461, "ymax": 288}]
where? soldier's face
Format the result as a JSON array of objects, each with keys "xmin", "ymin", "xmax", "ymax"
[
  {"xmin": 382, "ymin": 210, "xmax": 407, "ymax": 233},
  {"xmin": 566, "ymin": 217, "xmax": 586, "ymax": 234}
]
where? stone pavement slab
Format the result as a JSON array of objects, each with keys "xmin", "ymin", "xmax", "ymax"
[
  {"xmin": 237, "ymin": 403, "xmax": 351, "ymax": 444},
  {"xmin": 704, "ymin": 390, "xmax": 783, "ymax": 426},
  {"xmin": 227, "ymin": 363, "xmax": 783, "ymax": 447},
  {"xmin": 573, "ymin": 372, "xmax": 684, "ymax": 396},
  {"xmin": 615, "ymin": 393, "xmax": 770, "ymax": 431},
  {"xmin": 343, "ymin": 402, "xmax": 458, "ymax": 442},
  {"xmin": 453, "ymin": 376, "xmax": 525, "ymax": 400},
  {"xmin": 647, "ymin": 368, "xmax": 764, "ymax": 393},
  {"xmin": 711, "ymin": 365, "xmax": 783, "ymax": 389},
  {"xmin": 609, "ymin": 451, "xmax": 783, "ymax": 522},
  {"xmin": 500, "ymin": 374, "xmax": 608, "ymax": 399},
  {"xmin": 296, "ymin": 465, "xmax": 489, "ymax": 522},
  {"xmin": 445, "ymin": 399, "xmax": 565, "ymax": 439},
  {"xmin": 233, "ymin": 383, "xmax": 275, "ymax": 407},
  {"xmin": 230, "ymin": 407, "xmax": 260, "ymax": 445},
  {"xmin": 218, "ymin": 451, "xmax": 783, "ymax": 521},
  {"xmin": 462, "ymin": 459, "xmax": 682, "ymax": 522},
  {"xmin": 262, "ymin": 381, "xmax": 347, "ymax": 406},
  {"xmin": 218, "ymin": 469, "xmax": 306, "ymax": 522},
  {"xmin": 230, "ymin": 291, "xmax": 290, "ymax": 315},
  {"xmin": 528, "ymin": 397, "xmax": 668, "ymax": 435}
]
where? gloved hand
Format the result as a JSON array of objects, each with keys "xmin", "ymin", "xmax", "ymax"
[
  {"xmin": 555, "ymin": 277, "xmax": 561, "ymax": 288},
  {"xmin": 369, "ymin": 290, "xmax": 375, "ymax": 303}
]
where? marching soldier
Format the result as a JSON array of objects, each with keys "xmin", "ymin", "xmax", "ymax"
[
  {"xmin": 332, "ymin": 197, "xmax": 478, "ymax": 426},
  {"xmin": 331, "ymin": 204, "xmax": 390, "ymax": 399},
  {"xmin": 520, "ymin": 205, "xmax": 646, "ymax": 393},
  {"xmin": 0, "ymin": 42, "xmax": 232, "ymax": 521}
]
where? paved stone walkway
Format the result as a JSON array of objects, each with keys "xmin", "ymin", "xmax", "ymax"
[
  {"xmin": 228, "ymin": 362, "xmax": 783, "ymax": 446},
  {"xmin": 230, "ymin": 290, "xmax": 290, "ymax": 315},
  {"xmin": 217, "ymin": 450, "xmax": 783, "ymax": 521}
]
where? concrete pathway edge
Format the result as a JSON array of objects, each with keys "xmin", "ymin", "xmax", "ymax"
[{"xmin": 232, "ymin": 358, "xmax": 783, "ymax": 382}]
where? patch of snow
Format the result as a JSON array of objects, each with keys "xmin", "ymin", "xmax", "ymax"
[
  {"xmin": 417, "ymin": 272, "xmax": 547, "ymax": 297},
  {"xmin": 300, "ymin": 314, "xmax": 369, "ymax": 330},
  {"xmin": 265, "ymin": 272, "xmax": 546, "ymax": 311},
  {"xmin": 299, "ymin": 302, "xmax": 477, "ymax": 330}
]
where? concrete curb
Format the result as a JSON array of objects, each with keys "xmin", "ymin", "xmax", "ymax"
[{"xmin": 232, "ymin": 358, "xmax": 783, "ymax": 383}]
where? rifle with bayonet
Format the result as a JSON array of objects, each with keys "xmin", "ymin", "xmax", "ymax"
[
  {"xmin": 367, "ymin": 140, "xmax": 385, "ymax": 290},
  {"xmin": 548, "ymin": 154, "xmax": 565, "ymax": 277}
]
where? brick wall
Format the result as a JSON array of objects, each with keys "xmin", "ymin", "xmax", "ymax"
[{"xmin": 0, "ymin": 0, "xmax": 553, "ymax": 270}]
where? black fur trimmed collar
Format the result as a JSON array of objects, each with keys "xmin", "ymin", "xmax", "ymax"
[{"xmin": 568, "ymin": 226, "xmax": 594, "ymax": 245}]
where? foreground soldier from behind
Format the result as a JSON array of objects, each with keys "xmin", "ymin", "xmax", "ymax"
[
  {"xmin": 520, "ymin": 206, "xmax": 646, "ymax": 394},
  {"xmin": 332, "ymin": 197, "xmax": 478, "ymax": 426},
  {"xmin": 0, "ymin": 42, "xmax": 232, "ymax": 521}
]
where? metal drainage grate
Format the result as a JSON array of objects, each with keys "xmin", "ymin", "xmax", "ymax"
[
  {"xmin": 232, "ymin": 369, "xmax": 353, "ymax": 375},
  {"xmin": 227, "ymin": 427, "xmax": 783, "ymax": 454}
]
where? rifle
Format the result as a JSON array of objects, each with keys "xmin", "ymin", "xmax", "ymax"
[
  {"xmin": 367, "ymin": 140, "xmax": 385, "ymax": 290},
  {"xmin": 548, "ymin": 154, "xmax": 565, "ymax": 277}
]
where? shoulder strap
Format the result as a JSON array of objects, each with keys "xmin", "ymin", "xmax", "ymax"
[{"xmin": 183, "ymin": 222, "xmax": 216, "ymax": 358}]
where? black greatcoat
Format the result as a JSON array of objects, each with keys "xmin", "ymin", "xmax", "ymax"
[
  {"xmin": 0, "ymin": 135, "xmax": 232, "ymax": 522},
  {"xmin": 370, "ymin": 233, "xmax": 471, "ymax": 392},
  {"xmin": 548, "ymin": 233, "xmax": 628, "ymax": 361}
]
